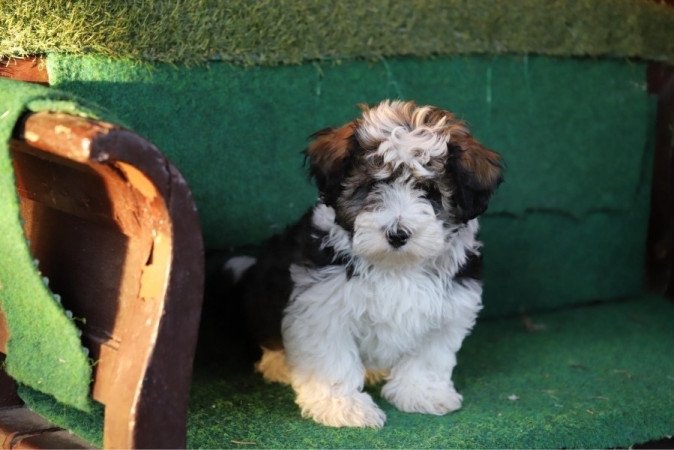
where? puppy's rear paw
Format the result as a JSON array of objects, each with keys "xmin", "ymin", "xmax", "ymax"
[{"xmin": 298, "ymin": 391, "xmax": 386, "ymax": 428}]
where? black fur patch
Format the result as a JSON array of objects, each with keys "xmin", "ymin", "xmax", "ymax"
[
  {"xmin": 419, "ymin": 182, "xmax": 444, "ymax": 214},
  {"xmin": 307, "ymin": 132, "xmax": 362, "ymax": 209},
  {"xmin": 446, "ymin": 142, "xmax": 502, "ymax": 222},
  {"xmin": 233, "ymin": 208, "xmax": 348, "ymax": 350},
  {"xmin": 455, "ymin": 251, "xmax": 482, "ymax": 282}
]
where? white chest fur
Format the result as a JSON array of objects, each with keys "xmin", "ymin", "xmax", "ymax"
[{"xmin": 286, "ymin": 260, "xmax": 482, "ymax": 371}]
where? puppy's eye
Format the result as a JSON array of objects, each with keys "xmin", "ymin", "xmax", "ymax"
[
  {"xmin": 419, "ymin": 182, "xmax": 444, "ymax": 213},
  {"xmin": 420, "ymin": 183, "xmax": 443, "ymax": 203},
  {"xmin": 351, "ymin": 182, "xmax": 375, "ymax": 201}
]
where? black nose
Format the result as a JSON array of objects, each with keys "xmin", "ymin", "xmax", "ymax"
[{"xmin": 386, "ymin": 229, "xmax": 410, "ymax": 248}]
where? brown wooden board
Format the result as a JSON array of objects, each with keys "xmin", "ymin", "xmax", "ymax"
[
  {"xmin": 1, "ymin": 110, "xmax": 203, "ymax": 449},
  {"xmin": 646, "ymin": 63, "xmax": 674, "ymax": 298},
  {"xmin": 0, "ymin": 407, "xmax": 90, "ymax": 449},
  {"xmin": 0, "ymin": 58, "xmax": 48, "ymax": 85}
]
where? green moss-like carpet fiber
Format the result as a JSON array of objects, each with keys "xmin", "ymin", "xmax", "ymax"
[
  {"xmin": 3, "ymin": 0, "xmax": 674, "ymax": 65},
  {"xmin": 0, "ymin": 78, "xmax": 106, "ymax": 411},
  {"xmin": 21, "ymin": 295, "xmax": 674, "ymax": 448},
  {"xmin": 47, "ymin": 54, "xmax": 655, "ymax": 317}
]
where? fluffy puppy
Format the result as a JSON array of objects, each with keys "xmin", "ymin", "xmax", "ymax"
[{"xmin": 226, "ymin": 100, "xmax": 502, "ymax": 428}]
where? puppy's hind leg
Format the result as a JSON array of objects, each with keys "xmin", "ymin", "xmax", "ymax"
[
  {"xmin": 224, "ymin": 255, "xmax": 257, "ymax": 282},
  {"xmin": 255, "ymin": 347, "xmax": 292, "ymax": 385}
]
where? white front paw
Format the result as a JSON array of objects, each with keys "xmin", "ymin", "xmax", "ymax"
[
  {"xmin": 382, "ymin": 380, "xmax": 463, "ymax": 415},
  {"xmin": 297, "ymin": 391, "xmax": 387, "ymax": 428}
]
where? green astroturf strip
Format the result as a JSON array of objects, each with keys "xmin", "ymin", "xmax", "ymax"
[
  {"xmin": 0, "ymin": 78, "xmax": 111, "ymax": 411},
  {"xmin": 2, "ymin": 0, "xmax": 674, "ymax": 65},
  {"xmin": 47, "ymin": 54, "xmax": 655, "ymax": 316},
  {"xmin": 17, "ymin": 386, "xmax": 103, "ymax": 447},
  {"xmin": 27, "ymin": 295, "xmax": 674, "ymax": 448}
]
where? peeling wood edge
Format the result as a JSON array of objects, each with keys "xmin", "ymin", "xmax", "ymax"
[
  {"xmin": 13, "ymin": 113, "xmax": 117, "ymax": 164},
  {"xmin": 0, "ymin": 57, "xmax": 49, "ymax": 85},
  {"xmin": 7, "ymin": 110, "xmax": 204, "ymax": 448}
]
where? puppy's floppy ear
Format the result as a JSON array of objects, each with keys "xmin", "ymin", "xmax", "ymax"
[
  {"xmin": 305, "ymin": 122, "xmax": 358, "ymax": 206},
  {"xmin": 447, "ymin": 135, "xmax": 503, "ymax": 222}
]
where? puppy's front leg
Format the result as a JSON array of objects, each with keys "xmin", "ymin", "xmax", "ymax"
[
  {"xmin": 282, "ymin": 283, "xmax": 386, "ymax": 428},
  {"xmin": 381, "ymin": 329, "xmax": 463, "ymax": 415}
]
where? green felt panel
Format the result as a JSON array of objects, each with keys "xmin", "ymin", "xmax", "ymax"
[
  {"xmin": 0, "ymin": 78, "xmax": 106, "ymax": 411},
  {"xmin": 24, "ymin": 296, "xmax": 674, "ymax": 448},
  {"xmin": 48, "ymin": 54, "xmax": 655, "ymax": 315},
  {"xmin": 3, "ymin": 0, "xmax": 674, "ymax": 65},
  {"xmin": 17, "ymin": 385, "xmax": 103, "ymax": 447},
  {"xmin": 481, "ymin": 191, "xmax": 652, "ymax": 315}
]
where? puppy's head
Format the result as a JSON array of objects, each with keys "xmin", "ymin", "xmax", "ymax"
[{"xmin": 307, "ymin": 100, "xmax": 502, "ymax": 267}]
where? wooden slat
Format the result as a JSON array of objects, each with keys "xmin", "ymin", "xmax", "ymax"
[
  {"xmin": 0, "ymin": 406, "xmax": 93, "ymax": 449},
  {"xmin": 0, "ymin": 58, "xmax": 49, "ymax": 85},
  {"xmin": 6, "ymin": 111, "xmax": 204, "ymax": 449},
  {"xmin": 646, "ymin": 63, "xmax": 674, "ymax": 298},
  {"xmin": 12, "ymin": 429, "xmax": 90, "ymax": 450}
]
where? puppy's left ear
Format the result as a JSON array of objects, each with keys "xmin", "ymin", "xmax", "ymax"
[
  {"xmin": 447, "ymin": 135, "xmax": 503, "ymax": 222},
  {"xmin": 306, "ymin": 122, "xmax": 358, "ymax": 206}
]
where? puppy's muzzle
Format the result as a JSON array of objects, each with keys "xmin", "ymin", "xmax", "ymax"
[{"xmin": 386, "ymin": 228, "xmax": 410, "ymax": 248}]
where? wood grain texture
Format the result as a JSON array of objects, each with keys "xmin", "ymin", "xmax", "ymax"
[
  {"xmin": 0, "ymin": 58, "xmax": 49, "ymax": 85},
  {"xmin": 2, "ymin": 112, "xmax": 203, "ymax": 448}
]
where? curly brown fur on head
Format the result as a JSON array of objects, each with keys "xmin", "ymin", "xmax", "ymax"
[
  {"xmin": 306, "ymin": 122, "xmax": 360, "ymax": 207},
  {"xmin": 305, "ymin": 100, "xmax": 502, "ymax": 230}
]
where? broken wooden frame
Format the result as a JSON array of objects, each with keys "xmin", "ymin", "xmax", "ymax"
[{"xmin": 0, "ymin": 107, "xmax": 204, "ymax": 448}]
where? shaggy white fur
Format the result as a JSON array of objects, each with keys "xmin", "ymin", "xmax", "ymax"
[
  {"xmin": 255, "ymin": 203, "xmax": 482, "ymax": 428},
  {"xmin": 239, "ymin": 100, "xmax": 499, "ymax": 429}
]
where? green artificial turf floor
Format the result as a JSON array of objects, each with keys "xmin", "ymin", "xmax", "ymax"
[
  {"xmin": 185, "ymin": 295, "xmax": 674, "ymax": 448},
  {"xmin": 21, "ymin": 295, "xmax": 674, "ymax": 448}
]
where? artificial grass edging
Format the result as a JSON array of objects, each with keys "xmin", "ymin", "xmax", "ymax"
[
  {"xmin": 0, "ymin": 78, "xmax": 109, "ymax": 411},
  {"xmin": 2, "ymin": 0, "xmax": 674, "ymax": 66}
]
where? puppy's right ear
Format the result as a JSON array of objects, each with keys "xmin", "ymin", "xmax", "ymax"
[
  {"xmin": 306, "ymin": 122, "xmax": 358, "ymax": 206},
  {"xmin": 446, "ymin": 135, "xmax": 503, "ymax": 222}
]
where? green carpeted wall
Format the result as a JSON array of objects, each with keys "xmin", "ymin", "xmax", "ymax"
[{"xmin": 48, "ymin": 54, "xmax": 654, "ymax": 316}]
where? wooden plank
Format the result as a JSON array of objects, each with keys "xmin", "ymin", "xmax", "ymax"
[
  {"xmin": 9, "ymin": 112, "xmax": 204, "ymax": 448},
  {"xmin": 0, "ymin": 58, "xmax": 49, "ymax": 85},
  {"xmin": 12, "ymin": 430, "xmax": 90, "ymax": 450},
  {"xmin": 0, "ymin": 407, "xmax": 59, "ymax": 449},
  {"xmin": 0, "ymin": 407, "xmax": 91, "ymax": 449},
  {"xmin": 646, "ymin": 63, "xmax": 674, "ymax": 298}
]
